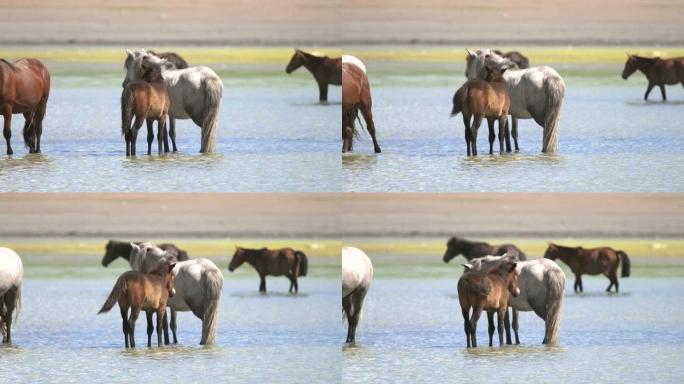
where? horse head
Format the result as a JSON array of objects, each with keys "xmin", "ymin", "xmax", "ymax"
[
  {"xmin": 228, "ymin": 247, "xmax": 245, "ymax": 272},
  {"xmin": 622, "ymin": 54, "xmax": 638, "ymax": 80},
  {"xmin": 102, "ymin": 240, "xmax": 125, "ymax": 267},
  {"xmin": 543, "ymin": 243, "xmax": 559, "ymax": 259},
  {"xmin": 443, "ymin": 236, "xmax": 465, "ymax": 263},
  {"xmin": 165, "ymin": 262, "xmax": 177, "ymax": 297},
  {"xmin": 286, "ymin": 49, "xmax": 304, "ymax": 74},
  {"xmin": 491, "ymin": 260, "xmax": 519, "ymax": 297},
  {"xmin": 465, "ymin": 49, "xmax": 511, "ymax": 80}
]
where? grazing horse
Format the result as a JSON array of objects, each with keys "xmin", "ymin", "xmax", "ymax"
[
  {"xmin": 123, "ymin": 49, "xmax": 223, "ymax": 153},
  {"xmin": 228, "ymin": 247, "xmax": 308, "ymax": 293},
  {"xmin": 286, "ymin": 49, "xmax": 342, "ymax": 103},
  {"xmin": 544, "ymin": 243, "xmax": 630, "ymax": 293},
  {"xmin": 98, "ymin": 262, "xmax": 176, "ymax": 348},
  {"xmin": 342, "ymin": 247, "xmax": 373, "ymax": 344},
  {"xmin": 101, "ymin": 241, "xmax": 188, "ymax": 344},
  {"xmin": 622, "ymin": 54, "xmax": 684, "ymax": 101},
  {"xmin": 147, "ymin": 50, "xmax": 189, "ymax": 152},
  {"xmin": 443, "ymin": 236, "xmax": 526, "ymax": 263},
  {"xmin": 0, "ymin": 248, "xmax": 22, "ymax": 344},
  {"xmin": 0, "ymin": 58, "xmax": 50, "ymax": 155},
  {"xmin": 342, "ymin": 56, "xmax": 381, "ymax": 153},
  {"xmin": 121, "ymin": 61, "xmax": 170, "ymax": 156},
  {"xmin": 458, "ymin": 260, "xmax": 519, "ymax": 348},
  {"xmin": 466, "ymin": 49, "xmax": 565, "ymax": 153},
  {"xmin": 452, "ymin": 64, "xmax": 511, "ymax": 155},
  {"xmin": 493, "ymin": 50, "xmax": 530, "ymax": 69},
  {"xmin": 465, "ymin": 255, "xmax": 566, "ymax": 345}
]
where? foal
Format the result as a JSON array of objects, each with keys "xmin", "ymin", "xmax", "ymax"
[
  {"xmin": 458, "ymin": 260, "xmax": 519, "ymax": 348},
  {"xmin": 452, "ymin": 64, "xmax": 511, "ymax": 156},
  {"xmin": 98, "ymin": 262, "xmax": 176, "ymax": 348},
  {"xmin": 121, "ymin": 60, "xmax": 170, "ymax": 156}
]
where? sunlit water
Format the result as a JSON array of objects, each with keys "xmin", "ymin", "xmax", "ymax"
[
  {"xmin": 0, "ymin": 78, "xmax": 339, "ymax": 192},
  {"xmin": 343, "ymin": 77, "xmax": 684, "ymax": 191},
  {"xmin": 343, "ymin": 275, "xmax": 684, "ymax": 383}
]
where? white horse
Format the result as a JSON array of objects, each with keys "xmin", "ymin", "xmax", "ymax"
[
  {"xmin": 123, "ymin": 49, "xmax": 223, "ymax": 153},
  {"xmin": 342, "ymin": 246, "xmax": 373, "ymax": 343},
  {"xmin": 465, "ymin": 49, "xmax": 565, "ymax": 153},
  {"xmin": 0, "ymin": 247, "xmax": 23, "ymax": 344},
  {"xmin": 464, "ymin": 254, "xmax": 565, "ymax": 345}
]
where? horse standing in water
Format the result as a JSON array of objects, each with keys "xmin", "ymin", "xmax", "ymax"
[
  {"xmin": 98, "ymin": 262, "xmax": 176, "ymax": 348},
  {"xmin": 0, "ymin": 58, "xmax": 50, "ymax": 155},
  {"xmin": 458, "ymin": 259, "xmax": 519, "ymax": 348},
  {"xmin": 443, "ymin": 236, "xmax": 526, "ymax": 262},
  {"xmin": 342, "ymin": 55, "xmax": 381, "ymax": 153},
  {"xmin": 228, "ymin": 247, "xmax": 308, "ymax": 293},
  {"xmin": 0, "ymin": 248, "xmax": 23, "ymax": 344},
  {"xmin": 123, "ymin": 49, "xmax": 223, "ymax": 153},
  {"xmin": 544, "ymin": 243, "xmax": 630, "ymax": 293},
  {"xmin": 464, "ymin": 255, "xmax": 566, "ymax": 345},
  {"xmin": 622, "ymin": 54, "xmax": 684, "ymax": 101},
  {"xmin": 342, "ymin": 247, "xmax": 373, "ymax": 344},
  {"xmin": 286, "ymin": 49, "xmax": 342, "ymax": 103},
  {"xmin": 466, "ymin": 49, "xmax": 565, "ymax": 153}
]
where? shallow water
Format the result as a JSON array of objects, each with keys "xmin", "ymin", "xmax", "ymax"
[
  {"xmin": 343, "ymin": 76, "xmax": 684, "ymax": 191},
  {"xmin": 0, "ymin": 77, "xmax": 339, "ymax": 192},
  {"xmin": 0, "ymin": 276, "xmax": 339, "ymax": 383},
  {"xmin": 343, "ymin": 274, "xmax": 684, "ymax": 383}
]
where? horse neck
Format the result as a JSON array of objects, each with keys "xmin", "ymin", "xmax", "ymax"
[
  {"xmin": 241, "ymin": 249, "xmax": 262, "ymax": 266},
  {"xmin": 635, "ymin": 57, "xmax": 655, "ymax": 73},
  {"xmin": 111, "ymin": 241, "xmax": 133, "ymax": 261},
  {"xmin": 554, "ymin": 246, "xmax": 578, "ymax": 263},
  {"xmin": 300, "ymin": 53, "xmax": 323, "ymax": 72}
]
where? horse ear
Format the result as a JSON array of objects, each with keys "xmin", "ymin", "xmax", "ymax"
[
  {"xmin": 130, "ymin": 242, "xmax": 140, "ymax": 252},
  {"xmin": 509, "ymin": 262, "xmax": 517, "ymax": 272},
  {"xmin": 465, "ymin": 48, "xmax": 475, "ymax": 57},
  {"xmin": 125, "ymin": 49, "xmax": 134, "ymax": 58},
  {"xmin": 168, "ymin": 263, "xmax": 176, "ymax": 272},
  {"xmin": 462, "ymin": 263, "xmax": 472, "ymax": 271}
]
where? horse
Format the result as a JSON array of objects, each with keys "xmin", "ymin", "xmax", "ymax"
[
  {"xmin": 342, "ymin": 247, "xmax": 373, "ymax": 344},
  {"xmin": 466, "ymin": 49, "xmax": 565, "ymax": 153},
  {"xmin": 452, "ymin": 64, "xmax": 511, "ymax": 155},
  {"xmin": 102, "ymin": 241, "xmax": 188, "ymax": 344},
  {"xmin": 98, "ymin": 261, "xmax": 176, "ymax": 348},
  {"xmin": 0, "ymin": 58, "xmax": 50, "ymax": 155},
  {"xmin": 443, "ymin": 236, "xmax": 526, "ymax": 263},
  {"xmin": 123, "ymin": 49, "xmax": 223, "ymax": 153},
  {"xmin": 121, "ymin": 60, "xmax": 170, "ymax": 156},
  {"xmin": 0, "ymin": 248, "xmax": 22, "ymax": 344},
  {"xmin": 464, "ymin": 255, "xmax": 565, "ymax": 345},
  {"xmin": 228, "ymin": 247, "xmax": 308, "ymax": 293},
  {"xmin": 458, "ymin": 259, "xmax": 519, "ymax": 348},
  {"xmin": 342, "ymin": 55, "xmax": 381, "ymax": 153},
  {"xmin": 493, "ymin": 50, "xmax": 530, "ymax": 69},
  {"xmin": 544, "ymin": 243, "xmax": 630, "ymax": 293},
  {"xmin": 622, "ymin": 54, "xmax": 684, "ymax": 101},
  {"xmin": 286, "ymin": 49, "xmax": 342, "ymax": 103},
  {"xmin": 144, "ymin": 244, "xmax": 223, "ymax": 345}
]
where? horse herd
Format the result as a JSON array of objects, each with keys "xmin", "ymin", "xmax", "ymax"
[
  {"xmin": 342, "ymin": 236, "xmax": 631, "ymax": 347},
  {"xmin": 0, "ymin": 242, "xmax": 308, "ymax": 348}
]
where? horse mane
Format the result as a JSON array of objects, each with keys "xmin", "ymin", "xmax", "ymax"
[
  {"xmin": 142, "ymin": 63, "xmax": 164, "ymax": 82},
  {"xmin": 298, "ymin": 49, "xmax": 325, "ymax": 62},
  {"xmin": 0, "ymin": 59, "xmax": 17, "ymax": 71}
]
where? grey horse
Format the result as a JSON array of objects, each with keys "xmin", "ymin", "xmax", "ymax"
[{"xmin": 342, "ymin": 246, "xmax": 373, "ymax": 343}]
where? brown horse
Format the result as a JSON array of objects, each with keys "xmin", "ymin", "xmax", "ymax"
[
  {"xmin": 544, "ymin": 243, "xmax": 630, "ymax": 293},
  {"xmin": 228, "ymin": 247, "xmax": 308, "ymax": 293},
  {"xmin": 98, "ymin": 262, "xmax": 176, "ymax": 348},
  {"xmin": 452, "ymin": 64, "xmax": 511, "ymax": 156},
  {"xmin": 443, "ymin": 236, "xmax": 526, "ymax": 263},
  {"xmin": 493, "ymin": 50, "xmax": 530, "ymax": 69},
  {"xmin": 286, "ymin": 49, "xmax": 341, "ymax": 103},
  {"xmin": 121, "ymin": 60, "xmax": 170, "ymax": 156},
  {"xmin": 458, "ymin": 260, "xmax": 519, "ymax": 348},
  {"xmin": 0, "ymin": 58, "xmax": 50, "ymax": 155},
  {"xmin": 342, "ymin": 58, "xmax": 381, "ymax": 153},
  {"xmin": 622, "ymin": 54, "xmax": 684, "ymax": 101}
]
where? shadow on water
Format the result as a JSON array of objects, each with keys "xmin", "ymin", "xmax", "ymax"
[
  {"xmin": 118, "ymin": 344, "xmax": 224, "ymax": 360},
  {"xmin": 564, "ymin": 291, "xmax": 632, "ymax": 299},
  {"xmin": 342, "ymin": 153, "xmax": 379, "ymax": 168},
  {"xmin": 230, "ymin": 291, "xmax": 310, "ymax": 298},
  {"xmin": 121, "ymin": 152, "xmax": 224, "ymax": 169},
  {"xmin": 462, "ymin": 344, "xmax": 565, "ymax": 359},
  {"xmin": 290, "ymin": 101, "xmax": 341, "ymax": 107},
  {"xmin": 625, "ymin": 99, "xmax": 684, "ymax": 106},
  {"xmin": 0, "ymin": 153, "xmax": 53, "ymax": 171},
  {"xmin": 459, "ymin": 152, "xmax": 564, "ymax": 167}
]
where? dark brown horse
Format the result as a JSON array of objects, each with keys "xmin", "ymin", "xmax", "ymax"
[
  {"xmin": 286, "ymin": 49, "xmax": 341, "ymax": 103},
  {"xmin": 121, "ymin": 60, "xmax": 170, "ymax": 156},
  {"xmin": 622, "ymin": 54, "xmax": 684, "ymax": 101},
  {"xmin": 458, "ymin": 260, "xmax": 520, "ymax": 348},
  {"xmin": 452, "ymin": 64, "xmax": 511, "ymax": 156},
  {"xmin": 342, "ymin": 58, "xmax": 381, "ymax": 153},
  {"xmin": 102, "ymin": 240, "xmax": 189, "ymax": 267},
  {"xmin": 98, "ymin": 262, "xmax": 176, "ymax": 348},
  {"xmin": 544, "ymin": 243, "xmax": 630, "ymax": 293},
  {"xmin": 493, "ymin": 50, "xmax": 530, "ymax": 69},
  {"xmin": 0, "ymin": 58, "xmax": 50, "ymax": 155},
  {"xmin": 443, "ymin": 236, "xmax": 526, "ymax": 263},
  {"xmin": 228, "ymin": 247, "xmax": 308, "ymax": 293}
]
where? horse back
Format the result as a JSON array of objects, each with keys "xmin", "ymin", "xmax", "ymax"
[{"xmin": 0, "ymin": 58, "xmax": 50, "ymax": 107}]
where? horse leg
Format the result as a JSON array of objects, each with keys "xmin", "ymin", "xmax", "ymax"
[
  {"xmin": 293, "ymin": 275, "xmax": 299, "ymax": 293},
  {"xmin": 498, "ymin": 116, "xmax": 506, "ymax": 154},
  {"xmin": 487, "ymin": 311, "xmax": 495, "ymax": 347},
  {"xmin": 463, "ymin": 114, "xmax": 472, "ymax": 156},
  {"xmin": 3, "ymin": 108, "xmax": 13, "ymax": 155},
  {"xmin": 343, "ymin": 294, "xmax": 354, "ymax": 343},
  {"xmin": 156, "ymin": 308, "xmax": 164, "ymax": 347},
  {"xmin": 644, "ymin": 83, "xmax": 655, "ymax": 101},
  {"xmin": 471, "ymin": 116, "xmax": 483, "ymax": 156},
  {"xmin": 146, "ymin": 119, "xmax": 154, "ymax": 155},
  {"xmin": 512, "ymin": 309, "xmax": 520, "ymax": 344},
  {"xmin": 131, "ymin": 117, "xmax": 144, "ymax": 156},
  {"xmin": 318, "ymin": 81, "xmax": 328, "ymax": 104},
  {"xmin": 162, "ymin": 118, "xmax": 170, "ymax": 153},
  {"xmin": 461, "ymin": 307, "xmax": 471, "ymax": 348},
  {"xmin": 170, "ymin": 118, "xmax": 178, "ymax": 152},
  {"xmin": 162, "ymin": 310, "xmax": 170, "ymax": 345},
  {"xmin": 288, "ymin": 274, "xmax": 294, "ymax": 293},
  {"xmin": 470, "ymin": 307, "xmax": 482, "ymax": 347},
  {"xmin": 578, "ymin": 274, "xmax": 584, "ymax": 293},
  {"xmin": 146, "ymin": 311, "xmax": 154, "ymax": 347},
  {"xmin": 2, "ymin": 288, "xmax": 17, "ymax": 343},
  {"xmin": 487, "ymin": 118, "xmax": 495, "ymax": 155},
  {"xmin": 259, "ymin": 274, "xmax": 267, "ymax": 293},
  {"xmin": 503, "ymin": 308, "xmax": 512, "ymax": 345},
  {"xmin": 504, "ymin": 118, "xmax": 512, "ymax": 152},
  {"xmin": 157, "ymin": 118, "xmax": 165, "ymax": 155},
  {"xmin": 120, "ymin": 305, "xmax": 130, "ymax": 348},
  {"xmin": 659, "ymin": 84, "xmax": 667, "ymax": 101},
  {"xmin": 574, "ymin": 273, "xmax": 580, "ymax": 293},
  {"xmin": 350, "ymin": 288, "xmax": 367, "ymax": 344},
  {"xmin": 170, "ymin": 309, "xmax": 178, "ymax": 344},
  {"xmin": 512, "ymin": 117, "xmax": 520, "ymax": 151},
  {"xmin": 359, "ymin": 100, "xmax": 381, "ymax": 153},
  {"xmin": 34, "ymin": 97, "xmax": 47, "ymax": 153},
  {"xmin": 128, "ymin": 307, "xmax": 140, "ymax": 348}
]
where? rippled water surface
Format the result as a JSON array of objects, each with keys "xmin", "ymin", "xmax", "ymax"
[{"xmin": 343, "ymin": 76, "xmax": 684, "ymax": 191}]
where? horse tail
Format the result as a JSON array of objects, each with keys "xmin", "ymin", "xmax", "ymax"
[
  {"xmin": 121, "ymin": 87, "xmax": 135, "ymax": 136},
  {"xmin": 98, "ymin": 276, "xmax": 126, "ymax": 314},
  {"xmin": 12, "ymin": 285, "xmax": 21, "ymax": 325},
  {"xmin": 199, "ymin": 75, "xmax": 223, "ymax": 153},
  {"xmin": 618, "ymin": 251, "xmax": 631, "ymax": 278},
  {"xmin": 544, "ymin": 266, "xmax": 565, "ymax": 345},
  {"xmin": 542, "ymin": 74, "xmax": 565, "ymax": 153},
  {"xmin": 22, "ymin": 109, "xmax": 37, "ymax": 151},
  {"xmin": 295, "ymin": 251, "xmax": 308, "ymax": 277},
  {"xmin": 200, "ymin": 267, "xmax": 223, "ymax": 345},
  {"xmin": 451, "ymin": 85, "xmax": 467, "ymax": 117}
]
